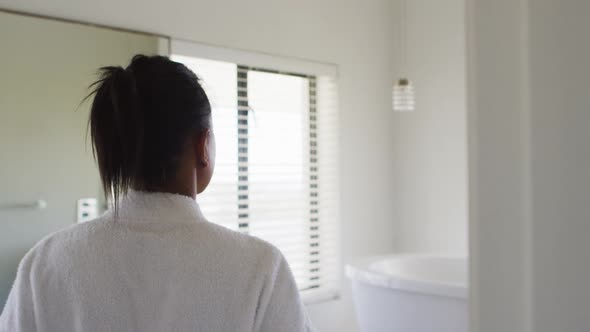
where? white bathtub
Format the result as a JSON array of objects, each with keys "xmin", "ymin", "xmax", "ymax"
[{"xmin": 346, "ymin": 254, "xmax": 468, "ymax": 332}]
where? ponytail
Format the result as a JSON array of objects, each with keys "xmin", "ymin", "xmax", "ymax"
[
  {"xmin": 86, "ymin": 55, "xmax": 211, "ymax": 211},
  {"xmin": 88, "ymin": 66, "xmax": 143, "ymax": 208}
]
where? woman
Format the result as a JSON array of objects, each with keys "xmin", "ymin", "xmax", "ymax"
[{"xmin": 0, "ymin": 55, "xmax": 314, "ymax": 332}]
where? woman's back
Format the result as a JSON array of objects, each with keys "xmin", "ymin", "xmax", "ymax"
[{"xmin": 0, "ymin": 191, "xmax": 312, "ymax": 331}]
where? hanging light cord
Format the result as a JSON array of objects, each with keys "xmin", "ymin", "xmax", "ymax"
[{"xmin": 400, "ymin": 0, "xmax": 407, "ymax": 76}]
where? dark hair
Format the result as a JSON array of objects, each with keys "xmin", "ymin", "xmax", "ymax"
[{"xmin": 87, "ymin": 55, "xmax": 211, "ymax": 208}]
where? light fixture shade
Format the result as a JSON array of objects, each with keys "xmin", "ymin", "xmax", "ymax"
[{"xmin": 392, "ymin": 78, "xmax": 415, "ymax": 112}]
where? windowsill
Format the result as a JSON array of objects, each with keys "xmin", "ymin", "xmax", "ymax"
[{"xmin": 302, "ymin": 289, "xmax": 341, "ymax": 306}]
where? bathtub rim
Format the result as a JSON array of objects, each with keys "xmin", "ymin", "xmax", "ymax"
[{"xmin": 345, "ymin": 253, "xmax": 468, "ymax": 300}]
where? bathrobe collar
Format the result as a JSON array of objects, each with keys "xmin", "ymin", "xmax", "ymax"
[{"xmin": 114, "ymin": 190, "xmax": 206, "ymax": 223}]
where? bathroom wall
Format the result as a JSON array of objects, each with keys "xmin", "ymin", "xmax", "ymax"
[
  {"xmin": 529, "ymin": 0, "xmax": 590, "ymax": 330},
  {"xmin": 0, "ymin": 1, "xmax": 398, "ymax": 331},
  {"xmin": 469, "ymin": 0, "xmax": 590, "ymax": 331},
  {"xmin": 467, "ymin": 0, "xmax": 531, "ymax": 330},
  {"xmin": 0, "ymin": 11, "xmax": 160, "ymax": 306},
  {"xmin": 392, "ymin": 0, "xmax": 468, "ymax": 254}
]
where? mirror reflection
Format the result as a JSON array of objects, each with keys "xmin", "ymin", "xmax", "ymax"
[{"xmin": 0, "ymin": 10, "xmax": 168, "ymax": 304}]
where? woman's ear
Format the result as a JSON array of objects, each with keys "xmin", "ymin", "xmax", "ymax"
[
  {"xmin": 195, "ymin": 129, "xmax": 211, "ymax": 169},
  {"xmin": 195, "ymin": 128, "xmax": 216, "ymax": 194}
]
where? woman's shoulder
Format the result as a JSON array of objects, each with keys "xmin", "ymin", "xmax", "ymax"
[
  {"xmin": 190, "ymin": 220, "xmax": 286, "ymax": 275},
  {"xmin": 197, "ymin": 221, "xmax": 282, "ymax": 260},
  {"xmin": 15, "ymin": 215, "xmax": 111, "ymax": 275}
]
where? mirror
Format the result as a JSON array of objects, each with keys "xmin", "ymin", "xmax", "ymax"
[{"xmin": 0, "ymin": 10, "xmax": 169, "ymax": 304}]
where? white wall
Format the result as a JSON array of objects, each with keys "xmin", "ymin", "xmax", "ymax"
[
  {"xmin": 467, "ymin": 0, "xmax": 532, "ymax": 330},
  {"xmin": 392, "ymin": 0, "xmax": 468, "ymax": 254},
  {"xmin": 0, "ymin": 1, "xmax": 398, "ymax": 331},
  {"xmin": 469, "ymin": 0, "xmax": 590, "ymax": 331},
  {"xmin": 529, "ymin": 1, "xmax": 590, "ymax": 331}
]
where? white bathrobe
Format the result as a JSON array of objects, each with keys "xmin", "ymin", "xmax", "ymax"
[{"xmin": 0, "ymin": 191, "xmax": 314, "ymax": 332}]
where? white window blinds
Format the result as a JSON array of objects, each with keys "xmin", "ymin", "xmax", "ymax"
[{"xmin": 172, "ymin": 52, "xmax": 339, "ymax": 303}]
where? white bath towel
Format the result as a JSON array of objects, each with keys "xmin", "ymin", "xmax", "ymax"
[{"xmin": 0, "ymin": 191, "xmax": 314, "ymax": 332}]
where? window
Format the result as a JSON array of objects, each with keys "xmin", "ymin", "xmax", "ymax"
[{"xmin": 172, "ymin": 41, "xmax": 339, "ymax": 303}]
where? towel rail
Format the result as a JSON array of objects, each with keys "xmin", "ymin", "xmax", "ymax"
[{"xmin": 0, "ymin": 200, "xmax": 47, "ymax": 210}]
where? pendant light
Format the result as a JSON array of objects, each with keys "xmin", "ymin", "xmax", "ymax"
[{"xmin": 392, "ymin": 0, "xmax": 415, "ymax": 112}]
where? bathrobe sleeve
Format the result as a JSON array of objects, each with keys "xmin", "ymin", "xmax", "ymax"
[
  {"xmin": 254, "ymin": 248, "xmax": 315, "ymax": 332},
  {"xmin": 0, "ymin": 251, "xmax": 37, "ymax": 332}
]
